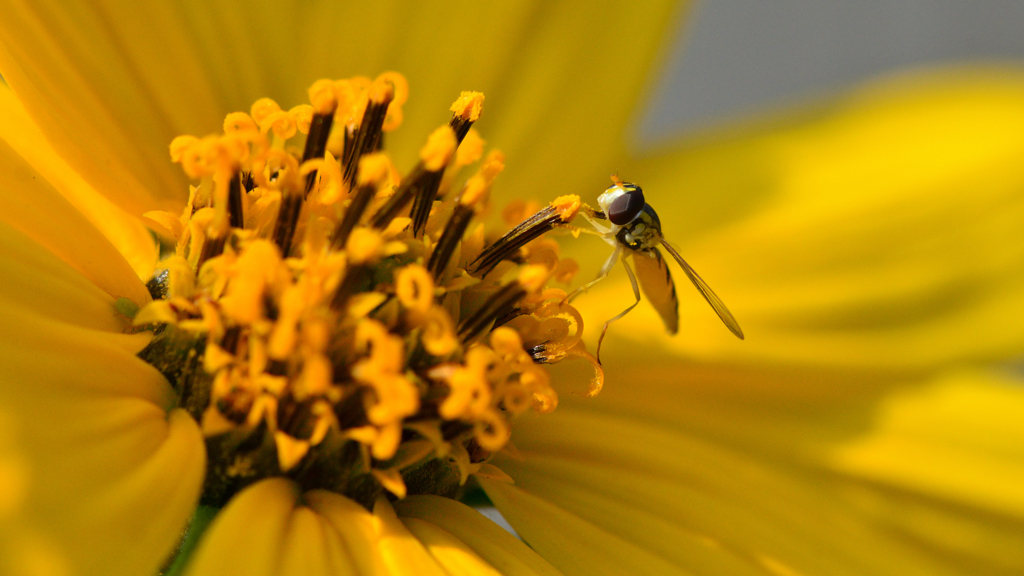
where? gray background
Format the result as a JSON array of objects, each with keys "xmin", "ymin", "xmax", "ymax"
[{"xmin": 640, "ymin": 0, "xmax": 1024, "ymax": 145}]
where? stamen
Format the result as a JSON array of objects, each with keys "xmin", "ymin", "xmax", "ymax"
[
  {"xmin": 428, "ymin": 151, "xmax": 504, "ymax": 279},
  {"xmin": 371, "ymin": 126, "xmax": 457, "ymax": 231},
  {"xmin": 449, "ymin": 91, "xmax": 485, "ymax": 143},
  {"xmin": 301, "ymin": 80, "xmax": 339, "ymax": 197},
  {"xmin": 267, "ymin": 152, "xmax": 303, "ymax": 257},
  {"xmin": 330, "ymin": 228, "xmax": 384, "ymax": 311},
  {"xmin": 407, "ymin": 94, "xmax": 486, "ymax": 238},
  {"xmin": 342, "ymin": 75, "xmax": 397, "ymax": 186},
  {"xmin": 331, "ymin": 154, "xmax": 391, "ymax": 249},
  {"xmin": 458, "ymin": 265, "xmax": 548, "ymax": 343},
  {"xmin": 471, "ymin": 195, "xmax": 581, "ymax": 276},
  {"xmin": 227, "ymin": 171, "xmax": 244, "ymax": 229},
  {"xmin": 145, "ymin": 76, "xmax": 602, "ymax": 512}
]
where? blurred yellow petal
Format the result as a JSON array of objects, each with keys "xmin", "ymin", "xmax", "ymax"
[
  {"xmin": 396, "ymin": 495, "xmax": 563, "ymax": 576},
  {"xmin": 0, "ymin": 83, "xmax": 157, "ymax": 280},
  {"xmin": 0, "ymin": 137, "xmax": 149, "ymax": 306},
  {"xmin": 0, "ymin": 1, "xmax": 683, "ymax": 212},
  {"xmin": 491, "ymin": 362, "xmax": 1024, "ymax": 576},
  {"xmin": 184, "ymin": 479, "xmax": 305, "ymax": 576},
  {"xmin": 0, "ymin": 1, "xmax": 224, "ymax": 213},
  {"xmin": 0, "ymin": 222, "xmax": 127, "ymax": 333},
  {"xmin": 372, "ymin": 497, "xmax": 448, "ymax": 576},
  {"xmin": 306, "ymin": 490, "xmax": 389, "ymax": 575},
  {"xmin": 188, "ymin": 481, "xmax": 487, "ymax": 576},
  {"xmin": 0, "ymin": 298, "xmax": 205, "ymax": 576},
  {"xmin": 276, "ymin": 507, "xmax": 354, "ymax": 576},
  {"xmin": 827, "ymin": 370, "xmax": 1024, "ymax": 517},
  {"xmin": 480, "ymin": 477, "xmax": 689, "ymax": 576},
  {"xmin": 401, "ymin": 517, "xmax": 504, "ymax": 576},
  {"xmin": 0, "ymin": 217, "xmax": 193, "ymax": 572},
  {"xmin": 578, "ymin": 67, "xmax": 1024, "ymax": 370}
]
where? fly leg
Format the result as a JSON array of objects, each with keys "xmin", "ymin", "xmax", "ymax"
[
  {"xmin": 595, "ymin": 253, "xmax": 641, "ymax": 364},
  {"xmin": 566, "ymin": 246, "xmax": 621, "ymax": 303}
]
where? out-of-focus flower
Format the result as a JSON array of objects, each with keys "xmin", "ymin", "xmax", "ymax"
[{"xmin": 0, "ymin": 2, "xmax": 1021, "ymax": 576}]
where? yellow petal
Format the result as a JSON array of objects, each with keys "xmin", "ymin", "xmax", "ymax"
[
  {"xmin": 305, "ymin": 490, "xmax": 389, "ymax": 575},
  {"xmin": 0, "ymin": 83, "xmax": 157, "ymax": 280},
  {"xmin": 395, "ymin": 495, "xmax": 563, "ymax": 576},
  {"xmin": 401, "ymin": 517, "xmax": 504, "ymax": 576},
  {"xmin": 0, "ymin": 137, "xmax": 150, "ymax": 306},
  {"xmin": 828, "ymin": 370, "xmax": 1024, "ymax": 516},
  {"xmin": 337, "ymin": 0, "xmax": 687, "ymax": 202},
  {"xmin": 276, "ymin": 507, "xmax": 354, "ymax": 576},
  {"xmin": 0, "ymin": 281, "xmax": 201, "ymax": 571},
  {"xmin": 0, "ymin": 221, "xmax": 127, "ymax": 333},
  {"xmin": 184, "ymin": 478, "xmax": 305, "ymax": 576},
  {"xmin": 479, "ymin": 477, "xmax": 689, "ymax": 576},
  {"xmin": 0, "ymin": 1, "xmax": 684, "ymax": 213},
  {"xmin": 492, "ymin": 363, "xmax": 1024, "ymax": 575},
  {"xmin": 372, "ymin": 497, "xmax": 448, "ymax": 576},
  {"xmin": 0, "ymin": 1, "xmax": 225, "ymax": 213},
  {"xmin": 580, "ymin": 67, "xmax": 1024, "ymax": 369},
  {"xmin": 0, "ymin": 393, "xmax": 204, "ymax": 576}
]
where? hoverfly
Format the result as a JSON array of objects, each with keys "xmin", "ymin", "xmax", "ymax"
[{"xmin": 570, "ymin": 177, "xmax": 744, "ymax": 361}]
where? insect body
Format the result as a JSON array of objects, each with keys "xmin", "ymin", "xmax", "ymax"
[{"xmin": 571, "ymin": 178, "xmax": 744, "ymax": 361}]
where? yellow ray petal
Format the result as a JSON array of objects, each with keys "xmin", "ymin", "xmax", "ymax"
[
  {"xmin": 396, "ymin": 495, "xmax": 563, "ymax": 576},
  {"xmin": 827, "ymin": 370, "xmax": 1024, "ymax": 517},
  {"xmin": 372, "ymin": 497, "xmax": 448, "ymax": 576},
  {"xmin": 321, "ymin": 0, "xmax": 687, "ymax": 202},
  {"xmin": 401, "ymin": 517, "xmax": 504, "ymax": 576},
  {"xmin": 479, "ymin": 477, "xmax": 689, "ymax": 576},
  {"xmin": 0, "ymin": 396, "xmax": 204, "ymax": 576},
  {"xmin": 577, "ymin": 67, "xmax": 1024, "ymax": 369},
  {"xmin": 183, "ymin": 479, "xmax": 303, "ymax": 576},
  {"xmin": 0, "ymin": 1, "xmax": 684, "ymax": 213},
  {"xmin": 0, "ymin": 305, "xmax": 169, "ymax": 407},
  {"xmin": 0, "ymin": 83, "xmax": 157, "ymax": 280},
  {"xmin": 305, "ymin": 490, "xmax": 389, "ymax": 575},
  {"xmin": 277, "ymin": 507, "xmax": 354, "ymax": 576},
  {"xmin": 494, "ymin": 365, "xmax": 1024, "ymax": 576},
  {"xmin": 0, "ymin": 222, "xmax": 127, "ymax": 333},
  {"xmin": 0, "ymin": 138, "xmax": 150, "ymax": 306},
  {"xmin": 0, "ymin": 1, "xmax": 225, "ymax": 213}
]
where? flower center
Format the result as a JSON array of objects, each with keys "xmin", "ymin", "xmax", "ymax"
[{"xmin": 135, "ymin": 73, "xmax": 602, "ymax": 509}]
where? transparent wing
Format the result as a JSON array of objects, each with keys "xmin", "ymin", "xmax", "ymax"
[
  {"xmin": 660, "ymin": 240, "xmax": 744, "ymax": 340},
  {"xmin": 631, "ymin": 248, "xmax": 679, "ymax": 334}
]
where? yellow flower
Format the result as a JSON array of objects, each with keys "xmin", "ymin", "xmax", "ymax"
[{"xmin": 0, "ymin": 3, "xmax": 1022, "ymax": 576}]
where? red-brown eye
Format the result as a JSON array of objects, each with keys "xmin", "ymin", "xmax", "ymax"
[{"xmin": 607, "ymin": 188, "xmax": 645, "ymax": 225}]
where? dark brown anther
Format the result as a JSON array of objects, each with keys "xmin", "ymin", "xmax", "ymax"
[
  {"xmin": 221, "ymin": 326, "xmax": 242, "ymax": 354},
  {"xmin": 272, "ymin": 192, "xmax": 303, "ymax": 258},
  {"xmin": 329, "ymin": 263, "xmax": 372, "ymax": 311},
  {"xmin": 241, "ymin": 171, "xmax": 256, "ymax": 192},
  {"xmin": 408, "ymin": 170, "xmax": 445, "ymax": 237},
  {"xmin": 470, "ymin": 206, "xmax": 561, "ymax": 276},
  {"xmin": 457, "ymin": 281, "xmax": 527, "ymax": 343},
  {"xmin": 277, "ymin": 395, "xmax": 317, "ymax": 440},
  {"xmin": 302, "ymin": 112, "xmax": 336, "ymax": 197},
  {"xmin": 330, "ymin": 183, "xmax": 376, "ymax": 250},
  {"xmin": 228, "ymin": 171, "xmax": 244, "ymax": 229},
  {"xmin": 368, "ymin": 164, "xmax": 425, "ymax": 230},
  {"xmin": 427, "ymin": 204, "xmax": 474, "ymax": 279},
  {"xmin": 197, "ymin": 232, "xmax": 228, "ymax": 268},
  {"xmin": 448, "ymin": 115, "xmax": 474, "ymax": 145},
  {"xmin": 342, "ymin": 94, "xmax": 393, "ymax": 187}
]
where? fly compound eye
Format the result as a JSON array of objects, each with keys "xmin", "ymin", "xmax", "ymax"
[{"xmin": 607, "ymin": 187, "xmax": 645, "ymax": 225}]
